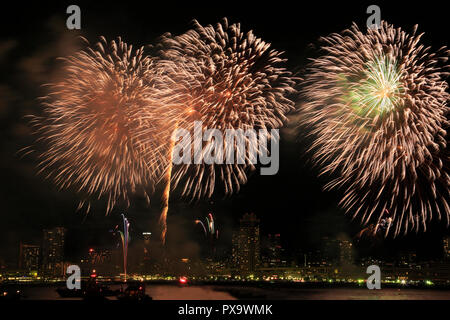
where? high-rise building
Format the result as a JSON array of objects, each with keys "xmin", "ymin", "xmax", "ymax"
[
  {"xmin": 19, "ymin": 243, "xmax": 40, "ymax": 272},
  {"xmin": 80, "ymin": 247, "xmax": 113, "ymax": 275},
  {"xmin": 262, "ymin": 234, "xmax": 284, "ymax": 267},
  {"xmin": 398, "ymin": 250, "xmax": 417, "ymax": 266},
  {"xmin": 321, "ymin": 237, "xmax": 337, "ymax": 264},
  {"xmin": 42, "ymin": 227, "xmax": 66, "ymax": 276},
  {"xmin": 321, "ymin": 237, "xmax": 354, "ymax": 265},
  {"xmin": 443, "ymin": 236, "xmax": 450, "ymax": 260},
  {"xmin": 143, "ymin": 232, "xmax": 152, "ymax": 260},
  {"xmin": 231, "ymin": 233, "xmax": 239, "ymax": 268},
  {"xmin": 235, "ymin": 213, "xmax": 260, "ymax": 272},
  {"xmin": 338, "ymin": 239, "xmax": 353, "ymax": 265},
  {"xmin": 141, "ymin": 232, "xmax": 153, "ymax": 273}
]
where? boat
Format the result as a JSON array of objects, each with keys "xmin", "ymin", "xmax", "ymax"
[
  {"xmin": 0, "ymin": 286, "xmax": 22, "ymax": 301},
  {"xmin": 56, "ymin": 279, "xmax": 116, "ymax": 299},
  {"xmin": 178, "ymin": 276, "xmax": 189, "ymax": 287},
  {"xmin": 56, "ymin": 286, "xmax": 84, "ymax": 298},
  {"xmin": 116, "ymin": 282, "xmax": 152, "ymax": 302}
]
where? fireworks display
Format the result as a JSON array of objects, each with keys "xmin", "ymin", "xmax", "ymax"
[
  {"xmin": 195, "ymin": 219, "xmax": 207, "ymax": 236},
  {"xmin": 30, "ymin": 21, "xmax": 297, "ymax": 244},
  {"xmin": 195, "ymin": 213, "xmax": 219, "ymax": 240},
  {"xmin": 151, "ymin": 18, "xmax": 297, "ymax": 243},
  {"xmin": 30, "ymin": 18, "xmax": 447, "ymax": 243},
  {"xmin": 157, "ymin": 18, "xmax": 297, "ymax": 199},
  {"xmin": 301, "ymin": 22, "xmax": 449, "ymax": 236},
  {"xmin": 195, "ymin": 213, "xmax": 219, "ymax": 256},
  {"xmin": 30, "ymin": 37, "xmax": 176, "ymax": 213},
  {"xmin": 112, "ymin": 214, "xmax": 130, "ymax": 279},
  {"xmin": 6, "ymin": 4, "xmax": 450, "ymax": 295}
]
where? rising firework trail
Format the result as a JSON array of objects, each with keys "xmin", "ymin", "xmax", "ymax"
[
  {"xmin": 29, "ymin": 37, "xmax": 176, "ymax": 214},
  {"xmin": 206, "ymin": 213, "xmax": 217, "ymax": 239},
  {"xmin": 159, "ymin": 124, "xmax": 178, "ymax": 244},
  {"xmin": 301, "ymin": 21, "xmax": 449, "ymax": 236},
  {"xmin": 195, "ymin": 220, "xmax": 207, "ymax": 237},
  {"xmin": 156, "ymin": 18, "xmax": 297, "ymax": 241}
]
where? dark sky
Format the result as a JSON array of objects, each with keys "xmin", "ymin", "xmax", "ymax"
[{"xmin": 0, "ymin": 1, "xmax": 448, "ymax": 266}]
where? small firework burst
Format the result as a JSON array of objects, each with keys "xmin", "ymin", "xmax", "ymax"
[
  {"xmin": 301, "ymin": 21, "xmax": 449, "ymax": 236},
  {"xmin": 158, "ymin": 18, "xmax": 297, "ymax": 199},
  {"xmin": 30, "ymin": 37, "xmax": 176, "ymax": 213},
  {"xmin": 343, "ymin": 55, "xmax": 405, "ymax": 117}
]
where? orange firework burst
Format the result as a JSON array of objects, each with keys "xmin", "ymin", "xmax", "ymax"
[
  {"xmin": 301, "ymin": 22, "xmax": 449, "ymax": 236},
  {"xmin": 157, "ymin": 18, "xmax": 297, "ymax": 199},
  {"xmin": 150, "ymin": 18, "xmax": 297, "ymax": 243},
  {"xmin": 30, "ymin": 37, "xmax": 178, "ymax": 213}
]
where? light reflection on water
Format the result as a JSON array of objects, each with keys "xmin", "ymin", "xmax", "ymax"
[{"xmin": 19, "ymin": 285, "xmax": 450, "ymax": 300}]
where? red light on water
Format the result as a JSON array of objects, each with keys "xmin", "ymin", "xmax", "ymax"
[{"xmin": 179, "ymin": 276, "xmax": 187, "ymax": 284}]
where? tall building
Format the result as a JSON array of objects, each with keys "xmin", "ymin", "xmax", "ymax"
[
  {"xmin": 231, "ymin": 233, "xmax": 239, "ymax": 268},
  {"xmin": 143, "ymin": 232, "xmax": 152, "ymax": 260},
  {"xmin": 235, "ymin": 213, "xmax": 260, "ymax": 272},
  {"xmin": 80, "ymin": 247, "xmax": 113, "ymax": 275},
  {"xmin": 19, "ymin": 243, "xmax": 40, "ymax": 272},
  {"xmin": 443, "ymin": 236, "xmax": 450, "ymax": 260},
  {"xmin": 141, "ymin": 232, "xmax": 153, "ymax": 273},
  {"xmin": 338, "ymin": 239, "xmax": 354, "ymax": 265},
  {"xmin": 262, "ymin": 234, "xmax": 284, "ymax": 267},
  {"xmin": 321, "ymin": 237, "xmax": 337, "ymax": 264},
  {"xmin": 321, "ymin": 237, "xmax": 354, "ymax": 265},
  {"xmin": 398, "ymin": 250, "xmax": 417, "ymax": 266},
  {"xmin": 42, "ymin": 227, "xmax": 66, "ymax": 277}
]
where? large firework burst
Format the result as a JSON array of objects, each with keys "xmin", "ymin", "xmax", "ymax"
[
  {"xmin": 301, "ymin": 22, "xmax": 449, "ymax": 236},
  {"xmin": 158, "ymin": 18, "xmax": 297, "ymax": 199},
  {"xmin": 30, "ymin": 37, "xmax": 177, "ymax": 213}
]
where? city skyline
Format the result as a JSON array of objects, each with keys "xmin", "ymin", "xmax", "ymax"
[{"xmin": 4, "ymin": 213, "xmax": 450, "ymax": 280}]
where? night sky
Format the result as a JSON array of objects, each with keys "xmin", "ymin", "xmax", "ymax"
[{"xmin": 0, "ymin": 1, "xmax": 448, "ymax": 266}]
